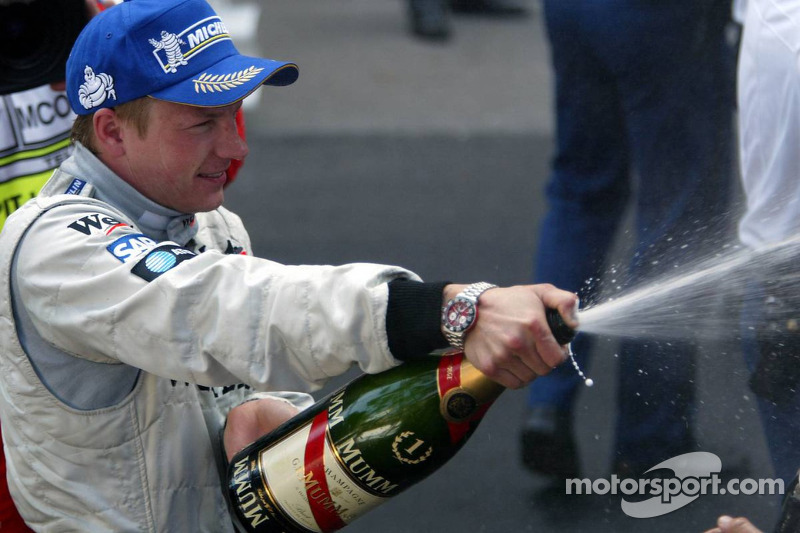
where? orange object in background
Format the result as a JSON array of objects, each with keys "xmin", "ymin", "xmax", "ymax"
[{"xmin": 226, "ymin": 108, "xmax": 247, "ymax": 186}]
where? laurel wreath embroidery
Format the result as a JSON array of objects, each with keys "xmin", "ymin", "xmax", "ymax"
[
  {"xmin": 391, "ymin": 431, "xmax": 433, "ymax": 465},
  {"xmin": 193, "ymin": 66, "xmax": 264, "ymax": 93}
]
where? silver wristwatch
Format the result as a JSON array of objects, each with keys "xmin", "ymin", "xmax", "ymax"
[{"xmin": 441, "ymin": 282, "xmax": 498, "ymax": 349}]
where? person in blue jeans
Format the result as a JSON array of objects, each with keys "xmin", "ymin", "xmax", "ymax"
[
  {"xmin": 521, "ymin": 0, "xmax": 738, "ymax": 479},
  {"xmin": 407, "ymin": 0, "xmax": 529, "ymax": 41}
]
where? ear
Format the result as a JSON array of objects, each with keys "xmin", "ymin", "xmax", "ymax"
[{"xmin": 93, "ymin": 108, "xmax": 126, "ymax": 158}]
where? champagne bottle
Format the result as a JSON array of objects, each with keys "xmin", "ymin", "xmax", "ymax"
[{"xmin": 228, "ymin": 313, "xmax": 576, "ymax": 533}]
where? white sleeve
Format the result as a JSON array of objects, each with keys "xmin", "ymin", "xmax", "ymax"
[
  {"xmin": 243, "ymin": 391, "xmax": 316, "ymax": 411},
  {"xmin": 14, "ymin": 202, "xmax": 420, "ymax": 392}
]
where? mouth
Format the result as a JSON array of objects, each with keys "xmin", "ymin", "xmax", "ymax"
[{"xmin": 197, "ymin": 170, "xmax": 227, "ymax": 183}]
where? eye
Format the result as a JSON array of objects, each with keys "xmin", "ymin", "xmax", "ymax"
[{"xmin": 186, "ymin": 119, "xmax": 214, "ymax": 132}]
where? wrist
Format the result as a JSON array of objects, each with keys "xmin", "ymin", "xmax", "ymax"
[
  {"xmin": 386, "ymin": 279, "xmax": 451, "ymax": 360},
  {"xmin": 441, "ymin": 282, "xmax": 498, "ymax": 350}
]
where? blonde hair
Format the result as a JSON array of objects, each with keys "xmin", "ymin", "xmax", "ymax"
[{"xmin": 71, "ymin": 98, "xmax": 154, "ymax": 154}]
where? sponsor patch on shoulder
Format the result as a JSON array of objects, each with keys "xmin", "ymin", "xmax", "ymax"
[
  {"xmin": 107, "ymin": 233, "xmax": 158, "ymax": 263},
  {"xmin": 68, "ymin": 213, "xmax": 131, "ymax": 236},
  {"xmin": 65, "ymin": 178, "xmax": 86, "ymax": 195},
  {"xmin": 131, "ymin": 243, "xmax": 196, "ymax": 282}
]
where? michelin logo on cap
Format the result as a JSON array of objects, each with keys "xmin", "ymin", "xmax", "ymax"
[
  {"xmin": 66, "ymin": 0, "xmax": 299, "ymax": 116},
  {"xmin": 150, "ymin": 16, "xmax": 230, "ymax": 75},
  {"xmin": 78, "ymin": 66, "xmax": 116, "ymax": 110},
  {"xmin": 149, "ymin": 31, "xmax": 189, "ymax": 74}
]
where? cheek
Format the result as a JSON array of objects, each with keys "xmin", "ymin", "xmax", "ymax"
[
  {"xmin": 167, "ymin": 135, "xmax": 207, "ymax": 164},
  {"xmin": 153, "ymin": 136, "xmax": 198, "ymax": 178},
  {"xmin": 149, "ymin": 145, "xmax": 169, "ymax": 175}
]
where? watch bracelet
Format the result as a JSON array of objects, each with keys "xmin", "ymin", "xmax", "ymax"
[
  {"xmin": 460, "ymin": 282, "xmax": 499, "ymax": 302},
  {"xmin": 442, "ymin": 282, "xmax": 498, "ymax": 349}
]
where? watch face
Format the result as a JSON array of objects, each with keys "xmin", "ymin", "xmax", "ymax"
[{"xmin": 443, "ymin": 298, "xmax": 477, "ymax": 333}]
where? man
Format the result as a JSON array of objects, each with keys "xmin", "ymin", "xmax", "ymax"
[
  {"xmin": 520, "ymin": 0, "xmax": 736, "ymax": 481},
  {"xmin": 0, "ymin": 0, "xmax": 578, "ymax": 530}
]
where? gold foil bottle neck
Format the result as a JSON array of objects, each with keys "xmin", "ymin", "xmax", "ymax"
[{"xmin": 440, "ymin": 356, "xmax": 504, "ymax": 423}]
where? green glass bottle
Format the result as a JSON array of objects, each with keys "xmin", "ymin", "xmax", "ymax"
[
  {"xmin": 227, "ymin": 311, "xmax": 576, "ymax": 532},
  {"xmin": 227, "ymin": 351, "xmax": 504, "ymax": 533}
]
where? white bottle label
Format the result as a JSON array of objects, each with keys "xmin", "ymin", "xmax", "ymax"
[{"xmin": 260, "ymin": 411, "xmax": 388, "ymax": 532}]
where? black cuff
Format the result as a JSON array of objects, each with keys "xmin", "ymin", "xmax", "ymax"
[{"xmin": 386, "ymin": 279, "xmax": 450, "ymax": 361}]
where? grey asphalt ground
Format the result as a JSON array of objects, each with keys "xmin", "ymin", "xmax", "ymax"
[{"xmin": 220, "ymin": 1, "xmax": 783, "ymax": 531}]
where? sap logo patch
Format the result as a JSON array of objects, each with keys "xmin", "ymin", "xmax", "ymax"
[
  {"xmin": 107, "ymin": 234, "xmax": 157, "ymax": 263},
  {"xmin": 68, "ymin": 213, "xmax": 130, "ymax": 236},
  {"xmin": 132, "ymin": 243, "xmax": 196, "ymax": 282}
]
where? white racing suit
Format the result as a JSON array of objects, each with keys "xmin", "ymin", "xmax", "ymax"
[{"xmin": 0, "ymin": 144, "xmax": 417, "ymax": 532}]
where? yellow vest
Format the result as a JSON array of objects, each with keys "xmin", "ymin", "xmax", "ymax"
[{"xmin": 0, "ymin": 85, "xmax": 74, "ymax": 229}]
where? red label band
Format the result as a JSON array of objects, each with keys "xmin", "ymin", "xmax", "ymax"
[
  {"xmin": 304, "ymin": 411, "xmax": 347, "ymax": 532},
  {"xmin": 437, "ymin": 353, "xmax": 473, "ymax": 444},
  {"xmin": 437, "ymin": 352, "xmax": 462, "ymax": 398}
]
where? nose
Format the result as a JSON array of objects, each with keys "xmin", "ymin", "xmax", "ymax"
[{"xmin": 218, "ymin": 110, "xmax": 249, "ymax": 161}]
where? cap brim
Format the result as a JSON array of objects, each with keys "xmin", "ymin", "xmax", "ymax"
[{"xmin": 149, "ymin": 54, "xmax": 298, "ymax": 107}]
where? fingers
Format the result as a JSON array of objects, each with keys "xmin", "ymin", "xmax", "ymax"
[
  {"xmin": 704, "ymin": 516, "xmax": 763, "ymax": 533},
  {"xmin": 716, "ymin": 516, "xmax": 762, "ymax": 533},
  {"xmin": 463, "ymin": 284, "xmax": 577, "ymax": 388},
  {"xmin": 462, "ymin": 331, "xmax": 545, "ymax": 390},
  {"xmin": 223, "ymin": 398, "xmax": 299, "ymax": 461},
  {"xmin": 473, "ymin": 346, "xmax": 565, "ymax": 390},
  {"xmin": 535, "ymin": 283, "xmax": 580, "ymax": 330},
  {"xmin": 489, "ymin": 352, "xmax": 541, "ymax": 390},
  {"xmin": 526, "ymin": 303, "xmax": 570, "ymax": 368}
]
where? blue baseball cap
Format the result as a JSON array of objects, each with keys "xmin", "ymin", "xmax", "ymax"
[{"xmin": 66, "ymin": 0, "xmax": 298, "ymax": 115}]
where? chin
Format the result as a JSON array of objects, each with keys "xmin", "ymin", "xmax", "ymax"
[
  {"xmin": 197, "ymin": 201, "xmax": 225, "ymax": 213},
  {"xmin": 187, "ymin": 194, "xmax": 225, "ymax": 214}
]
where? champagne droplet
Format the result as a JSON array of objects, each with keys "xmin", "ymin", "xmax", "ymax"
[{"xmin": 567, "ymin": 343, "xmax": 593, "ymax": 387}]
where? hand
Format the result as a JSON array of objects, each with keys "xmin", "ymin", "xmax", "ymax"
[
  {"xmin": 448, "ymin": 283, "xmax": 579, "ymax": 389},
  {"xmin": 703, "ymin": 515, "xmax": 762, "ymax": 533},
  {"xmin": 223, "ymin": 397, "xmax": 300, "ymax": 462}
]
